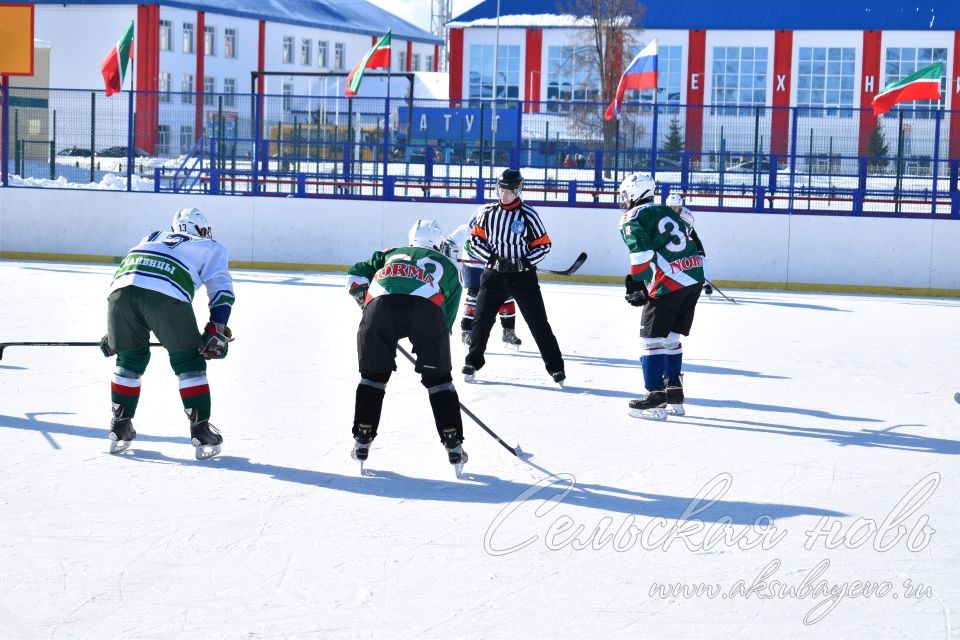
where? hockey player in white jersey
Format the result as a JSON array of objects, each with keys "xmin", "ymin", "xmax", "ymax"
[{"xmin": 100, "ymin": 207, "xmax": 235, "ymax": 459}]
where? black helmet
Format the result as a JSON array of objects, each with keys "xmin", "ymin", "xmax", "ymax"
[{"xmin": 497, "ymin": 168, "xmax": 523, "ymax": 191}]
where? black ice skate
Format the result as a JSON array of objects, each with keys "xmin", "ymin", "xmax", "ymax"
[
  {"xmin": 629, "ymin": 388, "xmax": 668, "ymax": 421},
  {"xmin": 108, "ymin": 403, "xmax": 136, "ymax": 453},
  {"xmin": 665, "ymin": 375, "xmax": 685, "ymax": 416},
  {"xmin": 186, "ymin": 409, "xmax": 223, "ymax": 460},
  {"xmin": 502, "ymin": 328, "xmax": 522, "ymax": 350},
  {"xmin": 550, "ymin": 370, "xmax": 566, "ymax": 388},
  {"xmin": 462, "ymin": 364, "xmax": 477, "ymax": 383},
  {"xmin": 441, "ymin": 428, "xmax": 468, "ymax": 478},
  {"xmin": 351, "ymin": 425, "xmax": 374, "ymax": 473}
]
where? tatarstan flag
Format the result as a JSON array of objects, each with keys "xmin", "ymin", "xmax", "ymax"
[
  {"xmin": 872, "ymin": 61, "xmax": 943, "ymax": 116},
  {"xmin": 101, "ymin": 21, "xmax": 134, "ymax": 97},
  {"xmin": 345, "ymin": 30, "xmax": 391, "ymax": 97}
]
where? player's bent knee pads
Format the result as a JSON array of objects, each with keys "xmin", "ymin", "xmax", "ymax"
[
  {"xmin": 360, "ymin": 371, "xmax": 391, "ymax": 390},
  {"xmin": 664, "ymin": 332, "xmax": 683, "ymax": 350},
  {"xmin": 169, "ymin": 349, "xmax": 206, "ymax": 376},
  {"xmin": 422, "ymin": 373, "xmax": 455, "ymax": 393},
  {"xmin": 117, "ymin": 348, "xmax": 150, "ymax": 375}
]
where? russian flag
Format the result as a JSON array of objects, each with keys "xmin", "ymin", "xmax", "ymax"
[{"xmin": 604, "ymin": 40, "xmax": 658, "ymax": 121}]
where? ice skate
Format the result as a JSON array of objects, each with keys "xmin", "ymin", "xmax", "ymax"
[
  {"xmin": 501, "ymin": 328, "xmax": 522, "ymax": 350},
  {"xmin": 665, "ymin": 376, "xmax": 685, "ymax": 416},
  {"xmin": 629, "ymin": 389, "xmax": 668, "ymax": 421},
  {"xmin": 351, "ymin": 426, "xmax": 374, "ymax": 474},
  {"xmin": 187, "ymin": 409, "xmax": 223, "ymax": 460},
  {"xmin": 441, "ymin": 428, "xmax": 468, "ymax": 478},
  {"xmin": 108, "ymin": 403, "xmax": 136, "ymax": 453},
  {"xmin": 462, "ymin": 364, "xmax": 476, "ymax": 383},
  {"xmin": 550, "ymin": 370, "xmax": 566, "ymax": 388}
]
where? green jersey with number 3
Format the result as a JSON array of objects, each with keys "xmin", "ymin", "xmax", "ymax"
[
  {"xmin": 619, "ymin": 202, "xmax": 706, "ymax": 298},
  {"xmin": 347, "ymin": 246, "xmax": 463, "ymax": 333}
]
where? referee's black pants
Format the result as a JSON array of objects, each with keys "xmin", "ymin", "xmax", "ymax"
[{"xmin": 465, "ymin": 269, "xmax": 564, "ymax": 374}]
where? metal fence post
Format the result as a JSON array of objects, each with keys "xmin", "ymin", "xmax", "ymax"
[
  {"xmin": 209, "ymin": 138, "xmax": 219, "ymax": 195},
  {"xmin": 90, "ymin": 92, "xmax": 96, "ymax": 184},
  {"xmin": 126, "ymin": 88, "xmax": 135, "ymax": 192},
  {"xmin": 930, "ymin": 108, "xmax": 943, "ymax": 217},
  {"xmin": 0, "ymin": 77, "xmax": 8, "ymax": 187},
  {"xmin": 476, "ymin": 177, "xmax": 485, "ymax": 202},
  {"xmin": 788, "ymin": 106, "xmax": 798, "ymax": 214}
]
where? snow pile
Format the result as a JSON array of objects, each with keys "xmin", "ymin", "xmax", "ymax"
[{"xmin": 6, "ymin": 172, "xmax": 155, "ymax": 191}]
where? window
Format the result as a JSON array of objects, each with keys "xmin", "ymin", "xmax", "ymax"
[
  {"xmin": 183, "ymin": 23, "xmax": 195, "ymax": 54},
  {"xmin": 469, "ymin": 44, "xmax": 522, "ymax": 104},
  {"xmin": 282, "ymin": 82, "xmax": 294, "ymax": 110},
  {"xmin": 334, "ymin": 43, "xmax": 345, "ymax": 70},
  {"xmin": 797, "ymin": 47, "xmax": 856, "ymax": 117},
  {"xmin": 159, "ymin": 20, "xmax": 172, "ymax": 51},
  {"xmin": 318, "ymin": 41, "xmax": 329, "ymax": 68},
  {"xmin": 546, "ymin": 46, "xmax": 599, "ymax": 111},
  {"xmin": 300, "ymin": 39, "xmax": 312, "ymax": 66},
  {"xmin": 397, "ymin": 51, "xmax": 407, "ymax": 72},
  {"xmin": 711, "ymin": 46, "xmax": 768, "ymax": 116},
  {"xmin": 181, "ymin": 74, "xmax": 194, "ymax": 104},
  {"xmin": 633, "ymin": 45, "xmax": 682, "ymax": 112},
  {"xmin": 223, "ymin": 78, "xmax": 236, "ymax": 107},
  {"xmin": 426, "ymin": 54, "xmax": 434, "ymax": 71},
  {"xmin": 157, "ymin": 125, "xmax": 171, "ymax": 155},
  {"xmin": 224, "ymin": 28, "xmax": 237, "ymax": 58},
  {"xmin": 204, "ymin": 25, "xmax": 215, "ymax": 56},
  {"xmin": 884, "ymin": 47, "xmax": 948, "ymax": 118},
  {"xmin": 204, "ymin": 76, "xmax": 215, "ymax": 95},
  {"xmin": 413, "ymin": 53, "xmax": 421, "ymax": 72},
  {"xmin": 283, "ymin": 36, "xmax": 294, "ymax": 64},
  {"xmin": 159, "ymin": 72, "xmax": 172, "ymax": 103},
  {"xmin": 180, "ymin": 125, "xmax": 195, "ymax": 153}
]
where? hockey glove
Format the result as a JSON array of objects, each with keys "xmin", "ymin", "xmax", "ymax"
[
  {"xmin": 349, "ymin": 283, "xmax": 369, "ymax": 307},
  {"xmin": 624, "ymin": 275, "xmax": 650, "ymax": 307},
  {"xmin": 201, "ymin": 322, "xmax": 234, "ymax": 359},
  {"xmin": 99, "ymin": 334, "xmax": 117, "ymax": 357}
]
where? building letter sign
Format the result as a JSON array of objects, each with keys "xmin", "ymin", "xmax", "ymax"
[{"xmin": 864, "ymin": 75, "xmax": 875, "ymax": 93}]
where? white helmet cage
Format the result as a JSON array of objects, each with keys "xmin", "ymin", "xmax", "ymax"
[
  {"xmin": 408, "ymin": 219, "xmax": 445, "ymax": 251},
  {"xmin": 666, "ymin": 193, "xmax": 683, "ymax": 208},
  {"xmin": 619, "ymin": 172, "xmax": 657, "ymax": 211},
  {"xmin": 171, "ymin": 207, "xmax": 213, "ymax": 239}
]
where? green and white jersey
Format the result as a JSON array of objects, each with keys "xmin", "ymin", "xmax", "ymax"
[
  {"xmin": 619, "ymin": 202, "xmax": 706, "ymax": 298},
  {"xmin": 347, "ymin": 246, "xmax": 463, "ymax": 333},
  {"xmin": 109, "ymin": 230, "xmax": 235, "ymax": 323}
]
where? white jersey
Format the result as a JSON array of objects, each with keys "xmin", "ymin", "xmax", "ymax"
[{"xmin": 108, "ymin": 230, "xmax": 235, "ymax": 321}]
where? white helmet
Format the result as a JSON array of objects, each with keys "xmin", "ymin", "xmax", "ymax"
[
  {"xmin": 171, "ymin": 207, "xmax": 213, "ymax": 239},
  {"xmin": 666, "ymin": 193, "xmax": 683, "ymax": 208},
  {"xmin": 618, "ymin": 172, "xmax": 657, "ymax": 212},
  {"xmin": 408, "ymin": 219, "xmax": 444, "ymax": 251}
]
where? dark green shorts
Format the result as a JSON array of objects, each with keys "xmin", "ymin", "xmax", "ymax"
[{"xmin": 108, "ymin": 286, "xmax": 202, "ymax": 352}]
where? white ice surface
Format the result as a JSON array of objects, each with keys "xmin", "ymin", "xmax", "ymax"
[{"xmin": 0, "ymin": 260, "xmax": 957, "ymax": 638}]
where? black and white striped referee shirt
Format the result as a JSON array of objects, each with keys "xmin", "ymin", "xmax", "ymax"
[{"xmin": 469, "ymin": 199, "xmax": 552, "ymax": 267}]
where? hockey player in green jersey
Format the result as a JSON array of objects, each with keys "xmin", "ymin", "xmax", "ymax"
[
  {"xmin": 618, "ymin": 173, "xmax": 705, "ymax": 420},
  {"xmin": 346, "ymin": 219, "xmax": 466, "ymax": 469}
]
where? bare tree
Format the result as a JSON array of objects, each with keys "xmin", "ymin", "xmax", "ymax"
[{"xmin": 554, "ymin": 0, "xmax": 647, "ymax": 172}]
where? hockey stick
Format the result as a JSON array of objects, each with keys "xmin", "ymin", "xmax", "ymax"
[
  {"xmin": 396, "ymin": 345, "xmax": 523, "ymax": 457},
  {"xmin": 706, "ymin": 280, "xmax": 737, "ymax": 304},
  {"xmin": 0, "ymin": 341, "xmax": 162, "ymax": 361},
  {"xmin": 539, "ymin": 252, "xmax": 588, "ymax": 276}
]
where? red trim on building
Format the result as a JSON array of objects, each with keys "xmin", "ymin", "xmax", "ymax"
[
  {"xmin": 771, "ymin": 30, "xmax": 793, "ymax": 159},
  {"xmin": 434, "ymin": 44, "xmax": 440, "ymax": 72},
  {"xmin": 195, "ymin": 11, "xmax": 205, "ymax": 144},
  {"xmin": 524, "ymin": 28, "xmax": 543, "ymax": 113},
  {"xmin": 406, "ymin": 40, "xmax": 413, "ymax": 72},
  {"xmin": 449, "ymin": 28, "xmax": 463, "ymax": 104},
  {"xmin": 950, "ymin": 31, "xmax": 960, "ymax": 160},
  {"xmin": 134, "ymin": 4, "xmax": 159, "ymax": 153},
  {"xmin": 685, "ymin": 30, "xmax": 706, "ymax": 159},
  {"xmin": 858, "ymin": 30, "xmax": 882, "ymax": 156}
]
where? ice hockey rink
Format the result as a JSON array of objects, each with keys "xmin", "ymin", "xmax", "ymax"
[{"xmin": 0, "ymin": 259, "xmax": 957, "ymax": 639}]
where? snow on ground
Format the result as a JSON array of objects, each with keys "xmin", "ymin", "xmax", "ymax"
[{"xmin": 0, "ymin": 259, "xmax": 957, "ymax": 638}]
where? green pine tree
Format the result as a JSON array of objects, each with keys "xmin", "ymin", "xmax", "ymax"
[
  {"xmin": 866, "ymin": 122, "xmax": 889, "ymax": 172},
  {"xmin": 661, "ymin": 116, "xmax": 684, "ymax": 168}
]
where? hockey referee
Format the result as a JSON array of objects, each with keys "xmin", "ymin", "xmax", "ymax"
[{"xmin": 462, "ymin": 169, "xmax": 566, "ymax": 386}]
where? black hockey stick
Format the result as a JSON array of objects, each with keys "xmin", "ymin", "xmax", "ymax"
[
  {"xmin": 396, "ymin": 345, "xmax": 523, "ymax": 457},
  {"xmin": 539, "ymin": 252, "xmax": 588, "ymax": 276},
  {"xmin": 706, "ymin": 280, "xmax": 737, "ymax": 304},
  {"xmin": 0, "ymin": 341, "xmax": 162, "ymax": 361}
]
